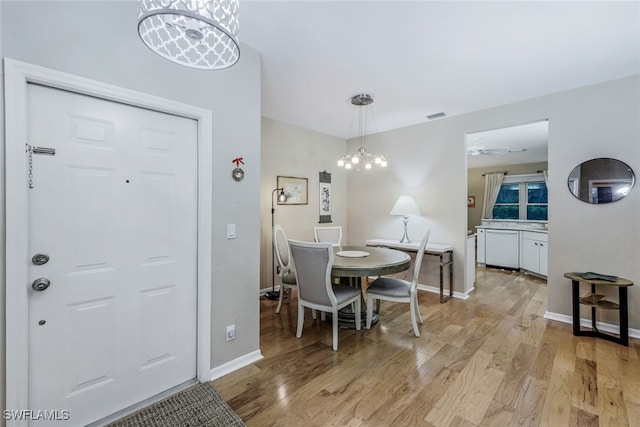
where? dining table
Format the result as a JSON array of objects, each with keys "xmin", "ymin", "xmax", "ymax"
[{"xmin": 331, "ymin": 245, "xmax": 411, "ymax": 328}]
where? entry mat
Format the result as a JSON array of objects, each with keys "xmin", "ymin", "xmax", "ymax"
[{"xmin": 108, "ymin": 382, "xmax": 245, "ymax": 427}]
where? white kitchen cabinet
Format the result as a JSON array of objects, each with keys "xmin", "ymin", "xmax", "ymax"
[
  {"xmin": 520, "ymin": 231, "xmax": 548, "ymax": 277},
  {"xmin": 477, "ymin": 229, "xmax": 485, "ymax": 264},
  {"xmin": 466, "ymin": 234, "xmax": 476, "ymax": 290}
]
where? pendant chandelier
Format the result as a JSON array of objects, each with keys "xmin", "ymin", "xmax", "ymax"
[
  {"xmin": 137, "ymin": 0, "xmax": 240, "ymax": 70},
  {"xmin": 337, "ymin": 94, "xmax": 387, "ymax": 170}
]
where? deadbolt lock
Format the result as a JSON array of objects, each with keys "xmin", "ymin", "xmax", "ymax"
[
  {"xmin": 32, "ymin": 278, "xmax": 51, "ymax": 292},
  {"xmin": 32, "ymin": 254, "xmax": 50, "ymax": 265}
]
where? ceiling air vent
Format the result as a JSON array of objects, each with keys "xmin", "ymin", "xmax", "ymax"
[{"xmin": 427, "ymin": 112, "xmax": 446, "ymax": 120}]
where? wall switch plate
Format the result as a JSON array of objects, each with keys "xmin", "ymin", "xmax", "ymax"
[
  {"xmin": 227, "ymin": 224, "xmax": 236, "ymax": 239},
  {"xmin": 226, "ymin": 325, "xmax": 236, "ymax": 341}
]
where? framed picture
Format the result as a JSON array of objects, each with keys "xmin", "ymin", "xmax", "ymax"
[
  {"xmin": 277, "ymin": 176, "xmax": 308, "ymax": 205},
  {"xmin": 467, "ymin": 195, "xmax": 476, "ymax": 208}
]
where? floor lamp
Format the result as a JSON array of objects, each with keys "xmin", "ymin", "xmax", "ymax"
[{"xmin": 265, "ymin": 188, "xmax": 288, "ymax": 300}]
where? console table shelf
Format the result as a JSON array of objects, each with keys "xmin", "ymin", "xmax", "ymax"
[{"xmin": 564, "ymin": 272, "xmax": 633, "ymax": 346}]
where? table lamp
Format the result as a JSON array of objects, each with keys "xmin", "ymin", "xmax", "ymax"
[{"xmin": 390, "ymin": 195, "xmax": 421, "ymax": 243}]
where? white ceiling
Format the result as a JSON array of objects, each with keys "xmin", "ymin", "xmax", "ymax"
[
  {"xmin": 466, "ymin": 120, "xmax": 549, "ymax": 169},
  {"xmin": 240, "ymin": 0, "xmax": 639, "ymax": 143}
]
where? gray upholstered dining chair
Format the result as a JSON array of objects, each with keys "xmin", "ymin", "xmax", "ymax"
[
  {"xmin": 365, "ymin": 230, "xmax": 431, "ymax": 337},
  {"xmin": 288, "ymin": 240, "xmax": 361, "ymax": 350},
  {"xmin": 273, "ymin": 224, "xmax": 297, "ymax": 313},
  {"xmin": 313, "ymin": 226, "xmax": 343, "ymax": 246}
]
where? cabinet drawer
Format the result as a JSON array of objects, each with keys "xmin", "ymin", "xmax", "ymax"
[{"xmin": 522, "ymin": 231, "xmax": 548, "ymax": 242}]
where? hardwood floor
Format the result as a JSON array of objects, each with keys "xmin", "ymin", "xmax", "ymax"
[{"xmin": 213, "ymin": 268, "xmax": 640, "ymax": 426}]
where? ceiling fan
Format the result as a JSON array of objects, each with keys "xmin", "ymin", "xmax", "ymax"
[{"xmin": 467, "ymin": 145, "xmax": 526, "ymax": 156}]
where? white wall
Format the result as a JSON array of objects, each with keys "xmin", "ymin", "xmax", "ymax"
[
  {"xmin": 0, "ymin": 2, "xmax": 5, "ymax": 421},
  {"xmin": 348, "ymin": 76, "xmax": 640, "ymax": 325},
  {"xmin": 260, "ymin": 117, "xmax": 347, "ymax": 290},
  {"xmin": 0, "ymin": 0, "xmax": 262, "ymax": 388}
]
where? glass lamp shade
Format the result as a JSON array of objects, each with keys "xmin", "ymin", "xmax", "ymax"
[
  {"xmin": 137, "ymin": 0, "xmax": 240, "ymax": 70},
  {"xmin": 390, "ymin": 195, "xmax": 421, "ymax": 216}
]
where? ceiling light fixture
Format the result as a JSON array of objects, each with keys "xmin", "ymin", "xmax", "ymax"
[
  {"xmin": 337, "ymin": 94, "xmax": 387, "ymax": 171},
  {"xmin": 137, "ymin": 0, "xmax": 240, "ymax": 70}
]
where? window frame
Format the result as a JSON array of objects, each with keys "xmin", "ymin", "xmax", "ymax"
[{"xmin": 493, "ymin": 173, "xmax": 548, "ymax": 220}]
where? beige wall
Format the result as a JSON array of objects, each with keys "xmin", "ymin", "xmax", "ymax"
[
  {"xmin": 347, "ymin": 76, "xmax": 640, "ymax": 325},
  {"xmin": 1, "ymin": 0, "xmax": 262, "ymax": 395},
  {"xmin": 260, "ymin": 117, "xmax": 348, "ymax": 291},
  {"xmin": 467, "ymin": 162, "xmax": 549, "ymax": 230}
]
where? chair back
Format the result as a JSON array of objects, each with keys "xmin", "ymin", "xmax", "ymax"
[
  {"xmin": 410, "ymin": 230, "xmax": 431, "ymax": 290},
  {"xmin": 289, "ymin": 240, "xmax": 335, "ymax": 306},
  {"xmin": 273, "ymin": 224, "xmax": 297, "ymax": 285},
  {"xmin": 313, "ymin": 226, "xmax": 343, "ymax": 246},
  {"xmin": 273, "ymin": 224, "xmax": 291, "ymax": 271}
]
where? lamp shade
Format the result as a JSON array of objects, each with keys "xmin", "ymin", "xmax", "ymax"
[
  {"xmin": 390, "ymin": 195, "xmax": 421, "ymax": 216},
  {"xmin": 137, "ymin": 0, "xmax": 240, "ymax": 70}
]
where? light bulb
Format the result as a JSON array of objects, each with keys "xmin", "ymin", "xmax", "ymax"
[
  {"xmin": 352, "ymin": 156, "xmax": 359, "ymax": 164},
  {"xmin": 337, "ymin": 159, "xmax": 344, "ymax": 167},
  {"xmin": 381, "ymin": 160, "xmax": 387, "ymax": 167},
  {"xmin": 365, "ymin": 162, "xmax": 372, "ymax": 169},
  {"xmin": 375, "ymin": 157, "xmax": 382, "ymax": 164},
  {"xmin": 345, "ymin": 163, "xmax": 352, "ymax": 169}
]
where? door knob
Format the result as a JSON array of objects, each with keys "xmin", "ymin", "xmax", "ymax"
[{"xmin": 32, "ymin": 278, "xmax": 51, "ymax": 291}]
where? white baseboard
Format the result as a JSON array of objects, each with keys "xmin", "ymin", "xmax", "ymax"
[
  {"xmin": 417, "ymin": 283, "xmax": 472, "ymax": 300},
  {"xmin": 209, "ymin": 350, "xmax": 263, "ymax": 381},
  {"xmin": 544, "ymin": 311, "xmax": 640, "ymax": 340}
]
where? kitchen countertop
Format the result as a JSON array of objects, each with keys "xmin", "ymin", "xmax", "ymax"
[{"xmin": 476, "ymin": 225, "xmax": 548, "ymax": 233}]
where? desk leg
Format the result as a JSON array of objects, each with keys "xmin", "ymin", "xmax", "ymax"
[
  {"xmin": 620, "ymin": 287, "xmax": 629, "ymax": 346},
  {"xmin": 571, "ymin": 280, "xmax": 581, "ymax": 336},
  {"xmin": 439, "ymin": 251, "xmax": 453, "ymax": 303}
]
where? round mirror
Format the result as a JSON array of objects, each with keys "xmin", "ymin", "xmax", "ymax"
[{"xmin": 568, "ymin": 158, "xmax": 635, "ymax": 204}]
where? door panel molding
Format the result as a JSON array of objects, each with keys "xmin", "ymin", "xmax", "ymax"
[{"xmin": 3, "ymin": 58, "xmax": 213, "ymax": 424}]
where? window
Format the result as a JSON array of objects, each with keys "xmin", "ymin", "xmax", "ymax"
[
  {"xmin": 493, "ymin": 184, "xmax": 519, "ymax": 219},
  {"xmin": 492, "ymin": 174, "xmax": 548, "ymax": 220}
]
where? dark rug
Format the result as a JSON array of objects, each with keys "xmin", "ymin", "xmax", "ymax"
[{"xmin": 108, "ymin": 382, "xmax": 245, "ymax": 427}]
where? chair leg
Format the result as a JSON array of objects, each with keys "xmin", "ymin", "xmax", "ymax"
[
  {"xmin": 409, "ymin": 298, "xmax": 420, "ymax": 337},
  {"xmin": 355, "ymin": 298, "xmax": 361, "ymax": 331},
  {"xmin": 366, "ymin": 295, "xmax": 374, "ymax": 329},
  {"xmin": 296, "ymin": 303, "xmax": 305, "ymax": 339},
  {"xmin": 332, "ymin": 309, "xmax": 339, "ymax": 351},
  {"xmin": 312, "ymin": 309, "xmax": 317, "ymax": 320},
  {"xmin": 275, "ymin": 285, "xmax": 285, "ymax": 314},
  {"xmin": 321, "ymin": 311, "xmax": 326, "ymax": 321},
  {"xmin": 414, "ymin": 295, "xmax": 423, "ymax": 324}
]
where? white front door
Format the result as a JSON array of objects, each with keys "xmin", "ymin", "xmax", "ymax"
[{"xmin": 26, "ymin": 84, "xmax": 198, "ymax": 426}]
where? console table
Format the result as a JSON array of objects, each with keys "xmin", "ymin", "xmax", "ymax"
[
  {"xmin": 564, "ymin": 272, "xmax": 634, "ymax": 346},
  {"xmin": 366, "ymin": 238, "xmax": 454, "ymax": 303}
]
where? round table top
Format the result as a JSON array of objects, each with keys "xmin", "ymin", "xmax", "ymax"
[{"xmin": 332, "ymin": 245, "xmax": 411, "ymax": 278}]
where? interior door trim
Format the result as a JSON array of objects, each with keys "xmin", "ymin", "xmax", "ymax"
[{"xmin": 3, "ymin": 58, "xmax": 213, "ymax": 423}]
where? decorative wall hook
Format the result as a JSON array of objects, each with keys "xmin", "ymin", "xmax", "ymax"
[{"xmin": 232, "ymin": 157, "xmax": 245, "ymax": 181}]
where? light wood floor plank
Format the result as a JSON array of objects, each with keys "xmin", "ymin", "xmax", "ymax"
[{"xmin": 213, "ymin": 267, "xmax": 639, "ymax": 426}]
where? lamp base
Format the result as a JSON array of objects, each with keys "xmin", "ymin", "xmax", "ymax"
[{"xmin": 399, "ymin": 216, "xmax": 412, "ymax": 243}]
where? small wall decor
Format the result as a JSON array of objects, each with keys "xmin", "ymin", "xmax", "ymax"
[
  {"xmin": 319, "ymin": 171, "xmax": 332, "ymax": 223},
  {"xmin": 467, "ymin": 195, "xmax": 476, "ymax": 208},
  {"xmin": 231, "ymin": 157, "xmax": 245, "ymax": 182},
  {"xmin": 277, "ymin": 176, "xmax": 308, "ymax": 205}
]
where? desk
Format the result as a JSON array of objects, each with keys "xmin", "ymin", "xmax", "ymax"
[
  {"xmin": 565, "ymin": 272, "xmax": 633, "ymax": 346},
  {"xmin": 331, "ymin": 246, "xmax": 411, "ymax": 327},
  {"xmin": 366, "ymin": 238, "xmax": 454, "ymax": 303}
]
